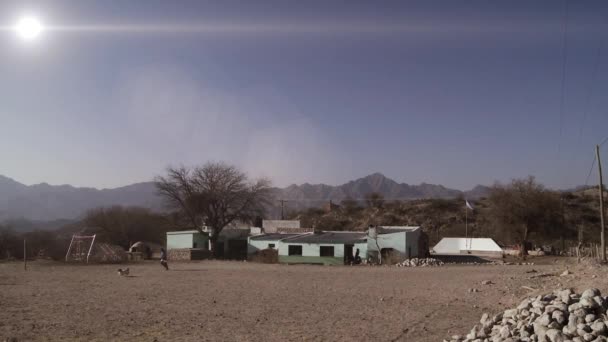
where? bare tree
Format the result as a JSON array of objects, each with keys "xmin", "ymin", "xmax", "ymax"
[
  {"xmin": 487, "ymin": 176, "xmax": 562, "ymax": 258},
  {"xmin": 84, "ymin": 206, "xmax": 169, "ymax": 249},
  {"xmin": 155, "ymin": 162, "xmax": 272, "ymax": 255}
]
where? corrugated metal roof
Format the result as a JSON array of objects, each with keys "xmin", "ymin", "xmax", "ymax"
[
  {"xmin": 378, "ymin": 226, "xmax": 420, "ymax": 233},
  {"xmin": 249, "ymin": 233, "xmax": 306, "ymax": 241},
  {"xmin": 286, "ymin": 231, "xmax": 367, "ymax": 244},
  {"xmin": 167, "ymin": 230, "xmax": 201, "ymax": 235}
]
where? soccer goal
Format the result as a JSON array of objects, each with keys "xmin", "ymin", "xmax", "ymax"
[{"xmin": 65, "ymin": 234, "xmax": 96, "ymax": 263}]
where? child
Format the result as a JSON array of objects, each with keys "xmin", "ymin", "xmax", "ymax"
[{"xmin": 160, "ymin": 247, "xmax": 169, "ymax": 270}]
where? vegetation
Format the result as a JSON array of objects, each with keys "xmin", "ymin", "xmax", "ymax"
[
  {"xmin": 155, "ymin": 162, "xmax": 272, "ymax": 255},
  {"xmin": 83, "ymin": 206, "xmax": 170, "ymax": 249},
  {"xmin": 288, "ymin": 177, "xmax": 605, "ymax": 251}
]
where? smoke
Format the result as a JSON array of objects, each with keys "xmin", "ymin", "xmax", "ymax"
[{"xmin": 115, "ymin": 65, "xmax": 345, "ymax": 187}]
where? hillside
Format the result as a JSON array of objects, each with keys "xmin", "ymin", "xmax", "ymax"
[{"xmin": 0, "ymin": 173, "xmax": 489, "ymax": 223}]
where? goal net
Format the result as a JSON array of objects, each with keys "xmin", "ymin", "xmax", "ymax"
[{"xmin": 65, "ymin": 234, "xmax": 96, "ymax": 263}]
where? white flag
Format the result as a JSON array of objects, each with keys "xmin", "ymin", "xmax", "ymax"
[{"xmin": 465, "ymin": 200, "xmax": 474, "ymax": 210}]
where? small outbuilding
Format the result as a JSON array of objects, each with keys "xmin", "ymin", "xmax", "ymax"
[
  {"xmin": 166, "ymin": 230, "xmax": 210, "ymax": 260},
  {"xmin": 278, "ymin": 231, "xmax": 368, "ymax": 266},
  {"xmin": 367, "ymin": 226, "xmax": 426, "ymax": 262},
  {"xmin": 432, "ymin": 237, "xmax": 503, "ymax": 256}
]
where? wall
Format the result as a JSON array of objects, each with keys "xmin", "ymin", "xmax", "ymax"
[
  {"xmin": 167, "ymin": 234, "xmax": 193, "ymax": 249},
  {"xmin": 367, "ymin": 230, "xmax": 424, "ymax": 259},
  {"xmin": 278, "ymin": 242, "xmax": 345, "ymax": 265},
  {"xmin": 248, "ymin": 239, "xmax": 279, "ymax": 255}
]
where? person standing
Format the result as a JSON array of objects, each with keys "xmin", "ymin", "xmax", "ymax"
[{"xmin": 160, "ymin": 247, "xmax": 169, "ymax": 270}]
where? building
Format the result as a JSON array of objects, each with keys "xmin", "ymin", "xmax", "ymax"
[
  {"xmin": 262, "ymin": 220, "xmax": 301, "ymax": 234},
  {"xmin": 166, "ymin": 230, "xmax": 210, "ymax": 260},
  {"xmin": 432, "ymin": 237, "xmax": 503, "ymax": 256},
  {"xmin": 367, "ymin": 226, "xmax": 426, "ymax": 261},
  {"xmin": 278, "ymin": 231, "xmax": 368, "ymax": 266},
  {"xmin": 247, "ymin": 225, "xmax": 427, "ymax": 266},
  {"xmin": 166, "ymin": 227, "xmax": 251, "ymax": 260},
  {"xmin": 247, "ymin": 233, "xmax": 305, "ymax": 255}
]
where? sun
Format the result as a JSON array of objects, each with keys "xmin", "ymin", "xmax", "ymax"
[{"xmin": 14, "ymin": 16, "xmax": 44, "ymax": 41}]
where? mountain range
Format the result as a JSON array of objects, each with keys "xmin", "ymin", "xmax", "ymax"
[{"xmin": 0, "ymin": 173, "xmax": 490, "ymax": 225}]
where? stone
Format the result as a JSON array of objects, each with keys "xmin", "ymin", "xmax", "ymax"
[
  {"xmin": 586, "ymin": 314, "xmax": 598, "ymax": 324},
  {"xmin": 591, "ymin": 321, "xmax": 607, "ymax": 336},
  {"xmin": 546, "ymin": 328, "xmax": 565, "ymax": 342},
  {"xmin": 561, "ymin": 270, "xmax": 571, "ymax": 276},
  {"xmin": 582, "ymin": 289, "xmax": 601, "ymax": 299},
  {"xmin": 482, "ymin": 280, "xmax": 493, "ymax": 285}
]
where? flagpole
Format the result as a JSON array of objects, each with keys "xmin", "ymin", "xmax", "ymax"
[{"xmin": 465, "ymin": 204, "xmax": 468, "ymax": 249}]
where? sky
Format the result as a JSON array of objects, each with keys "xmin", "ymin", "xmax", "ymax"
[{"xmin": 1, "ymin": 0, "xmax": 608, "ymax": 191}]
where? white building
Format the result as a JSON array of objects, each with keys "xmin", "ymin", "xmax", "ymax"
[{"xmin": 432, "ymin": 237, "xmax": 503, "ymax": 256}]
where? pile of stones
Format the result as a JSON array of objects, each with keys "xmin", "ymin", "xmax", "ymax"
[
  {"xmin": 396, "ymin": 257, "xmax": 444, "ymax": 267},
  {"xmin": 448, "ymin": 288, "xmax": 608, "ymax": 342}
]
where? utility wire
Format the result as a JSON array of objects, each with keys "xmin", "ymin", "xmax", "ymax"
[
  {"xmin": 600, "ymin": 135, "xmax": 608, "ymax": 147},
  {"xmin": 585, "ymin": 154, "xmax": 597, "ymax": 186},
  {"xmin": 557, "ymin": 0, "xmax": 570, "ymax": 153},
  {"xmin": 576, "ymin": 38, "xmax": 604, "ymax": 147}
]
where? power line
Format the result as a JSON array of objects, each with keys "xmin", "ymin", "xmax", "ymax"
[
  {"xmin": 585, "ymin": 154, "xmax": 597, "ymax": 186},
  {"xmin": 576, "ymin": 39, "xmax": 604, "ymax": 147},
  {"xmin": 557, "ymin": 0, "xmax": 570, "ymax": 153},
  {"xmin": 600, "ymin": 135, "xmax": 608, "ymax": 147}
]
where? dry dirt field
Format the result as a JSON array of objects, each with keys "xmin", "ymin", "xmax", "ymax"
[{"xmin": 1, "ymin": 258, "xmax": 607, "ymax": 342}]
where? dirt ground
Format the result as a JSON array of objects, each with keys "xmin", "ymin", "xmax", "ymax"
[{"xmin": 1, "ymin": 258, "xmax": 606, "ymax": 342}]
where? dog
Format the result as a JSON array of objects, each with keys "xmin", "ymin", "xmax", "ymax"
[{"xmin": 117, "ymin": 268, "xmax": 130, "ymax": 276}]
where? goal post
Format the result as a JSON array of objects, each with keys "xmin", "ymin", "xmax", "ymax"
[{"xmin": 65, "ymin": 234, "xmax": 96, "ymax": 263}]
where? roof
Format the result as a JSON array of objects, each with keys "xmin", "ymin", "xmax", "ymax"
[
  {"xmin": 285, "ymin": 231, "xmax": 367, "ymax": 244},
  {"xmin": 166, "ymin": 230, "xmax": 201, "ymax": 235},
  {"xmin": 378, "ymin": 226, "xmax": 420, "ymax": 234},
  {"xmin": 249, "ymin": 233, "xmax": 306, "ymax": 241},
  {"xmin": 276, "ymin": 227, "xmax": 314, "ymax": 234},
  {"xmin": 432, "ymin": 237, "xmax": 502, "ymax": 253}
]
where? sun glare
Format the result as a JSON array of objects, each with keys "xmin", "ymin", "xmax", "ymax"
[{"xmin": 14, "ymin": 16, "xmax": 43, "ymax": 41}]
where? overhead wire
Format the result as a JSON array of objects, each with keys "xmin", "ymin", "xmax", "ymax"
[{"xmin": 557, "ymin": 0, "xmax": 570, "ymax": 154}]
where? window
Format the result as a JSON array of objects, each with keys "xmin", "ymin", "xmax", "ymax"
[
  {"xmin": 320, "ymin": 246, "xmax": 334, "ymax": 257},
  {"xmin": 268, "ymin": 243, "xmax": 276, "ymax": 249},
  {"xmin": 288, "ymin": 245, "xmax": 302, "ymax": 256}
]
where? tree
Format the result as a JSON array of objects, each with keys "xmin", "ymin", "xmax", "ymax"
[
  {"xmin": 84, "ymin": 206, "xmax": 169, "ymax": 249},
  {"xmin": 365, "ymin": 192, "xmax": 384, "ymax": 209},
  {"xmin": 487, "ymin": 176, "xmax": 562, "ymax": 257},
  {"xmin": 155, "ymin": 162, "xmax": 272, "ymax": 255},
  {"xmin": 340, "ymin": 196, "xmax": 361, "ymax": 215}
]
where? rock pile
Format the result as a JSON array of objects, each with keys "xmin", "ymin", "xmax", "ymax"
[
  {"xmin": 396, "ymin": 258, "xmax": 444, "ymax": 267},
  {"xmin": 449, "ymin": 288, "xmax": 608, "ymax": 342}
]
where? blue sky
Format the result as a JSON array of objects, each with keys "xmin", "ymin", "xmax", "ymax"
[{"xmin": 1, "ymin": 1, "xmax": 607, "ymax": 190}]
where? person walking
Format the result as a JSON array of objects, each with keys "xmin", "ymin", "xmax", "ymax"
[{"xmin": 160, "ymin": 247, "xmax": 169, "ymax": 270}]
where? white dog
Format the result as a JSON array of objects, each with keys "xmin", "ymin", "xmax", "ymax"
[{"xmin": 117, "ymin": 268, "xmax": 130, "ymax": 276}]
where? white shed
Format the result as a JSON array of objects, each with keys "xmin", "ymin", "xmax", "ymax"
[{"xmin": 432, "ymin": 237, "xmax": 503, "ymax": 256}]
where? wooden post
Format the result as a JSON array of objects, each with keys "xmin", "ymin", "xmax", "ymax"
[
  {"xmin": 23, "ymin": 239, "xmax": 27, "ymax": 271},
  {"xmin": 597, "ymin": 145, "xmax": 606, "ymax": 262}
]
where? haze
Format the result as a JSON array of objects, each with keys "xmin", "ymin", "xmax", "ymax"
[{"xmin": 1, "ymin": 0, "xmax": 608, "ymax": 190}]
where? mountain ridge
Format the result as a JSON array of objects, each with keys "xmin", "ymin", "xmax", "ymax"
[{"xmin": 0, "ymin": 173, "xmax": 490, "ymax": 222}]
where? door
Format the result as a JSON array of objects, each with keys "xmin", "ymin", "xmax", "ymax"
[{"xmin": 344, "ymin": 244, "xmax": 354, "ymax": 264}]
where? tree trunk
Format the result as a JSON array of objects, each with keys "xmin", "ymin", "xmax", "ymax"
[
  {"xmin": 209, "ymin": 235, "xmax": 219, "ymax": 258},
  {"xmin": 520, "ymin": 225, "xmax": 529, "ymax": 260}
]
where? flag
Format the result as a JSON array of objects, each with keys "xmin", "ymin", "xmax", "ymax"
[{"xmin": 465, "ymin": 200, "xmax": 474, "ymax": 210}]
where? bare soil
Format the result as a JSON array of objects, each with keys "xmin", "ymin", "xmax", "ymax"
[{"xmin": 1, "ymin": 258, "xmax": 606, "ymax": 342}]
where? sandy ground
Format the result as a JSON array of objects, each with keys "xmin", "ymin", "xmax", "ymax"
[{"xmin": 1, "ymin": 258, "xmax": 607, "ymax": 342}]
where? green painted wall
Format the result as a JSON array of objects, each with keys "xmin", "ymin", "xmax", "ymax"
[
  {"xmin": 167, "ymin": 234, "xmax": 193, "ymax": 249},
  {"xmin": 279, "ymin": 255, "xmax": 343, "ymax": 266}
]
